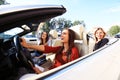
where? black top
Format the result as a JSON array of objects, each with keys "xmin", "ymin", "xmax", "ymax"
[{"xmin": 93, "ymin": 38, "xmax": 109, "ymax": 51}]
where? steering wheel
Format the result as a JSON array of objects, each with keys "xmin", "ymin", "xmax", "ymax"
[{"xmin": 13, "ymin": 35, "xmax": 34, "ymax": 70}]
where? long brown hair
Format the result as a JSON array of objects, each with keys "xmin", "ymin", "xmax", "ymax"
[
  {"xmin": 56, "ymin": 28, "xmax": 76, "ymax": 62},
  {"xmin": 39, "ymin": 31, "xmax": 49, "ymax": 45}
]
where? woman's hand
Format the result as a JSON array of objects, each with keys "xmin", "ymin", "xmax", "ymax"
[
  {"xmin": 34, "ymin": 56, "xmax": 40, "ymax": 59},
  {"xmin": 21, "ymin": 38, "xmax": 45, "ymax": 51},
  {"xmin": 33, "ymin": 67, "xmax": 42, "ymax": 74},
  {"xmin": 20, "ymin": 38, "xmax": 30, "ymax": 48}
]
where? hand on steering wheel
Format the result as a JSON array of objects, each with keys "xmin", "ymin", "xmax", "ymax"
[{"xmin": 13, "ymin": 35, "xmax": 34, "ymax": 71}]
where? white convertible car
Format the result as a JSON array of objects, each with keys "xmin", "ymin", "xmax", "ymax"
[{"xmin": 0, "ymin": 4, "xmax": 120, "ymax": 80}]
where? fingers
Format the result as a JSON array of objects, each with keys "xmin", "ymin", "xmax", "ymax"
[
  {"xmin": 20, "ymin": 38, "xmax": 27, "ymax": 47},
  {"xmin": 33, "ymin": 67, "xmax": 42, "ymax": 74},
  {"xmin": 20, "ymin": 38, "xmax": 26, "ymax": 43}
]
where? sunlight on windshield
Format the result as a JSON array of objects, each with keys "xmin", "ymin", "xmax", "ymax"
[
  {"xmin": 0, "ymin": 27, "xmax": 24, "ymax": 39},
  {"xmin": 4, "ymin": 27, "xmax": 24, "ymax": 35}
]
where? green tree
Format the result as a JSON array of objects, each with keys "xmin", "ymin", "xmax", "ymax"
[
  {"xmin": 0, "ymin": 0, "xmax": 9, "ymax": 5},
  {"xmin": 57, "ymin": 18, "xmax": 72, "ymax": 28},
  {"xmin": 64, "ymin": 20, "xmax": 72, "ymax": 28},
  {"xmin": 58, "ymin": 18, "xmax": 66, "ymax": 29},
  {"xmin": 0, "ymin": 0, "xmax": 4, "ymax": 5},
  {"xmin": 50, "ymin": 18, "xmax": 57, "ymax": 29},
  {"xmin": 73, "ymin": 20, "xmax": 85, "ymax": 27},
  {"xmin": 41, "ymin": 21, "xmax": 50, "ymax": 33},
  {"xmin": 49, "ymin": 18, "xmax": 85, "ymax": 31},
  {"xmin": 73, "ymin": 20, "xmax": 81, "ymax": 26},
  {"xmin": 50, "ymin": 18, "xmax": 72, "ymax": 31},
  {"xmin": 108, "ymin": 25, "xmax": 120, "ymax": 36}
]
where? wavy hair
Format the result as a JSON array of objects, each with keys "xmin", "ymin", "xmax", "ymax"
[
  {"xmin": 39, "ymin": 31, "xmax": 49, "ymax": 45},
  {"xmin": 56, "ymin": 28, "xmax": 76, "ymax": 62}
]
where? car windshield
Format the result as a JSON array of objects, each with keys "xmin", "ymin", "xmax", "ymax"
[{"xmin": 0, "ymin": 27, "xmax": 24, "ymax": 39}]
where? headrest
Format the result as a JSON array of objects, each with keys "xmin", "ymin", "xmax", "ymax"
[
  {"xmin": 70, "ymin": 25, "xmax": 85, "ymax": 40},
  {"xmin": 49, "ymin": 30, "xmax": 58, "ymax": 39}
]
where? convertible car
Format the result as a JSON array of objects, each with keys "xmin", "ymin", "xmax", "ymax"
[
  {"xmin": 1, "ymin": 4, "xmax": 120, "ymax": 80},
  {"xmin": 0, "ymin": 4, "xmax": 66, "ymax": 80}
]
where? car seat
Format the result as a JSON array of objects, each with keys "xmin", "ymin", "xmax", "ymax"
[
  {"xmin": 70, "ymin": 25, "xmax": 89, "ymax": 56},
  {"xmin": 49, "ymin": 29, "xmax": 62, "ymax": 47}
]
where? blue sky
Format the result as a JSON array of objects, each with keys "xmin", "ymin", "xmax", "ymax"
[{"xmin": 6, "ymin": 0, "xmax": 120, "ymax": 31}]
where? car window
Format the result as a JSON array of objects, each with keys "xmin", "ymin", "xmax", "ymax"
[{"xmin": 0, "ymin": 27, "xmax": 24, "ymax": 39}]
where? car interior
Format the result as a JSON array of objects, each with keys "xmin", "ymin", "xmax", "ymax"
[
  {"xmin": 31, "ymin": 23, "xmax": 96, "ymax": 70},
  {"xmin": 1, "ymin": 5, "xmax": 109, "ymax": 80},
  {"xmin": 0, "ymin": 21, "xmax": 105, "ymax": 80}
]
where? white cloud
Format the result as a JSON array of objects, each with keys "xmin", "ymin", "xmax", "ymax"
[{"xmin": 106, "ymin": 6, "xmax": 120, "ymax": 13}]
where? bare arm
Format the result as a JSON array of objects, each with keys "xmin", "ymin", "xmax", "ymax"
[{"xmin": 21, "ymin": 38, "xmax": 45, "ymax": 52}]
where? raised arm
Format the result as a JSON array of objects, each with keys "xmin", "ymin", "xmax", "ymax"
[{"xmin": 21, "ymin": 38, "xmax": 45, "ymax": 52}]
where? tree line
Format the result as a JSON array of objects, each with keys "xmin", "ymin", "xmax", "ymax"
[
  {"xmin": 40, "ymin": 18, "xmax": 120, "ymax": 36},
  {"xmin": 108, "ymin": 25, "xmax": 120, "ymax": 36},
  {"xmin": 0, "ymin": 0, "xmax": 9, "ymax": 5},
  {"xmin": 40, "ymin": 18, "xmax": 85, "ymax": 33}
]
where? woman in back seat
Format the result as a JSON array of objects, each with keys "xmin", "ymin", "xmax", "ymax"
[
  {"xmin": 33, "ymin": 31, "xmax": 50, "ymax": 65},
  {"xmin": 93, "ymin": 27, "xmax": 109, "ymax": 51},
  {"xmin": 21, "ymin": 28, "xmax": 80, "ymax": 69}
]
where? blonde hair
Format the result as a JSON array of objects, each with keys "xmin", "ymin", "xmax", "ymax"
[{"xmin": 94, "ymin": 27, "xmax": 106, "ymax": 41}]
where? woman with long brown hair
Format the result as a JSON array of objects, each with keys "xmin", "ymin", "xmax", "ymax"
[
  {"xmin": 21, "ymin": 28, "xmax": 80, "ymax": 69},
  {"xmin": 33, "ymin": 31, "xmax": 50, "ymax": 65},
  {"xmin": 35, "ymin": 31, "xmax": 49, "ymax": 56}
]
